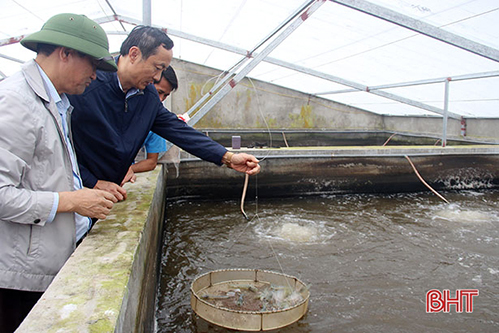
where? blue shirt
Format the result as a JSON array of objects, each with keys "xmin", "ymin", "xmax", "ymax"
[
  {"xmin": 144, "ymin": 132, "xmax": 167, "ymax": 154},
  {"xmin": 135, "ymin": 132, "xmax": 172, "ymax": 164}
]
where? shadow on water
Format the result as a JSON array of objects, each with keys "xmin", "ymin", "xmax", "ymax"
[{"xmin": 155, "ymin": 190, "xmax": 499, "ymax": 333}]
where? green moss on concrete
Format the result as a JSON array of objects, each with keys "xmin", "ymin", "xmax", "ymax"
[
  {"xmin": 196, "ymin": 114, "xmax": 223, "ymax": 128},
  {"xmin": 290, "ymin": 104, "xmax": 315, "ymax": 128},
  {"xmin": 17, "ymin": 169, "xmax": 163, "ymax": 332},
  {"xmin": 89, "ymin": 318, "xmax": 114, "ymax": 333},
  {"xmin": 256, "ymin": 116, "xmax": 277, "ymax": 128},
  {"xmin": 244, "ymin": 89, "xmax": 252, "ymax": 111},
  {"xmin": 184, "ymin": 83, "xmax": 201, "ymax": 112},
  {"xmin": 135, "ymin": 197, "xmax": 154, "ymax": 212}
]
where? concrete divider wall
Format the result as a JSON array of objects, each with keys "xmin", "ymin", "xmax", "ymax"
[
  {"xmin": 382, "ymin": 116, "xmax": 499, "ymax": 143},
  {"xmin": 17, "ymin": 167, "xmax": 167, "ymax": 333},
  {"xmin": 165, "ymin": 146, "xmax": 499, "ymax": 200}
]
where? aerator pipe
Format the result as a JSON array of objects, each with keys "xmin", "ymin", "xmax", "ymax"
[{"xmin": 405, "ymin": 155, "xmax": 449, "ymax": 204}]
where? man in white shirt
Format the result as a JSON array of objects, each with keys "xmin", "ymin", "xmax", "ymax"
[{"xmin": 0, "ymin": 13, "xmax": 118, "ymax": 332}]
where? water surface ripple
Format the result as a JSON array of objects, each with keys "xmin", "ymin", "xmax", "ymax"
[{"xmin": 156, "ymin": 190, "xmax": 499, "ymax": 332}]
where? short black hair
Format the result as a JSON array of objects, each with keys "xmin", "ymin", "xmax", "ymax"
[
  {"xmin": 36, "ymin": 43, "xmax": 58, "ymax": 56},
  {"xmin": 159, "ymin": 66, "xmax": 178, "ymax": 91},
  {"xmin": 120, "ymin": 25, "xmax": 174, "ymax": 59},
  {"xmin": 36, "ymin": 44, "xmax": 88, "ymax": 60}
]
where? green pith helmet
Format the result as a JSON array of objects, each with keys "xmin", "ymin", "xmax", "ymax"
[{"xmin": 21, "ymin": 13, "xmax": 117, "ymax": 72}]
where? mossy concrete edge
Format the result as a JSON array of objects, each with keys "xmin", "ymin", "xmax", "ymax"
[{"xmin": 17, "ymin": 167, "xmax": 167, "ymax": 333}]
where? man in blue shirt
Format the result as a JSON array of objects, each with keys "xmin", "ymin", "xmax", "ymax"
[
  {"xmin": 69, "ymin": 26, "xmax": 260, "ymax": 202},
  {"xmin": 132, "ymin": 66, "xmax": 178, "ymax": 173}
]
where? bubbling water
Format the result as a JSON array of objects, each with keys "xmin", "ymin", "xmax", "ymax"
[
  {"xmin": 253, "ymin": 214, "xmax": 335, "ymax": 244},
  {"xmin": 432, "ymin": 203, "xmax": 494, "ymax": 223},
  {"xmin": 157, "ymin": 190, "xmax": 499, "ymax": 333},
  {"xmin": 275, "ymin": 223, "xmax": 318, "ymax": 242}
]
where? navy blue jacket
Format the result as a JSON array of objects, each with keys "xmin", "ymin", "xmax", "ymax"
[{"xmin": 69, "ymin": 69, "xmax": 227, "ymax": 188}]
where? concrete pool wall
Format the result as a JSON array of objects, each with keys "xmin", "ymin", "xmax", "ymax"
[
  {"xmin": 166, "ymin": 145, "xmax": 499, "ymax": 200},
  {"xmin": 17, "ymin": 167, "xmax": 167, "ymax": 333}
]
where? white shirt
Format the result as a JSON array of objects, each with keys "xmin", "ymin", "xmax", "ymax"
[{"xmin": 37, "ymin": 64, "xmax": 91, "ymax": 242}]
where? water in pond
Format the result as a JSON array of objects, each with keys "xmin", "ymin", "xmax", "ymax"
[{"xmin": 155, "ymin": 190, "xmax": 499, "ymax": 332}]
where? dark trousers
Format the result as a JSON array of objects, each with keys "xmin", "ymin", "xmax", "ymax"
[{"xmin": 0, "ymin": 288, "xmax": 43, "ymax": 333}]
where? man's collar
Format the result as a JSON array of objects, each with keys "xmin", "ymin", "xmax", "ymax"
[
  {"xmin": 116, "ymin": 74, "xmax": 141, "ymax": 99},
  {"xmin": 35, "ymin": 62, "xmax": 70, "ymax": 111},
  {"xmin": 115, "ymin": 55, "xmax": 141, "ymax": 98}
]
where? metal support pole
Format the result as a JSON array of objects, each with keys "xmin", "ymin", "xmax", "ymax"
[
  {"xmin": 100, "ymin": 14, "xmax": 480, "ymax": 120},
  {"xmin": 315, "ymin": 71, "xmax": 499, "ymax": 95},
  {"xmin": 185, "ymin": 0, "xmax": 316, "ymax": 119},
  {"xmin": 442, "ymin": 78, "xmax": 450, "ymax": 147},
  {"xmin": 187, "ymin": 0, "xmax": 326, "ymax": 126},
  {"xmin": 329, "ymin": 0, "xmax": 499, "ymax": 63},
  {"xmin": 0, "ymin": 53, "xmax": 24, "ymax": 64},
  {"xmin": 143, "ymin": 0, "xmax": 152, "ymax": 26}
]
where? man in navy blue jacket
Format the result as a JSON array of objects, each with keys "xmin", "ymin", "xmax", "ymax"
[{"xmin": 69, "ymin": 26, "xmax": 260, "ymax": 201}]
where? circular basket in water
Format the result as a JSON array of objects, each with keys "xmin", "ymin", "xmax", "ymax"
[{"xmin": 190, "ymin": 268, "xmax": 310, "ymax": 331}]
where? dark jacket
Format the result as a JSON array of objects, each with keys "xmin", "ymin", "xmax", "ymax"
[{"xmin": 69, "ymin": 69, "xmax": 227, "ymax": 188}]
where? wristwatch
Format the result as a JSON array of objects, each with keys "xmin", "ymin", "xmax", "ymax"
[{"xmin": 222, "ymin": 152, "xmax": 234, "ymax": 168}]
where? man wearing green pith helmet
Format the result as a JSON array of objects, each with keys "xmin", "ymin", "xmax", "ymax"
[{"xmin": 0, "ymin": 13, "xmax": 118, "ymax": 332}]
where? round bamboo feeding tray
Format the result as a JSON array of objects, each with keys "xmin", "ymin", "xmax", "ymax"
[{"xmin": 190, "ymin": 268, "xmax": 309, "ymax": 331}]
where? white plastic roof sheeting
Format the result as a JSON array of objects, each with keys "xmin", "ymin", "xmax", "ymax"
[{"xmin": 1, "ymin": 0, "xmax": 498, "ymax": 118}]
